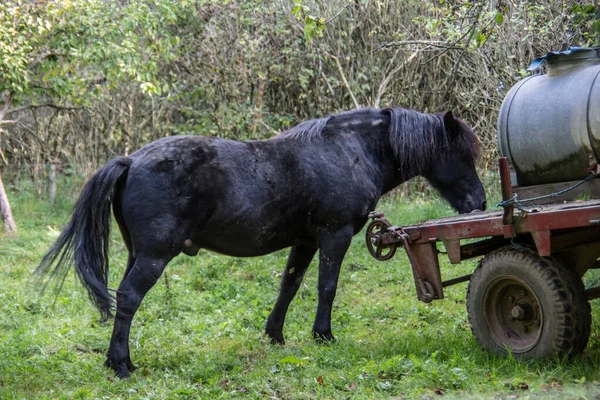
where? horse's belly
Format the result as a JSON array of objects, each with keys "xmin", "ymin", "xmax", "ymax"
[
  {"xmin": 193, "ymin": 233, "xmax": 294, "ymax": 257},
  {"xmin": 192, "ymin": 221, "xmax": 308, "ymax": 257}
]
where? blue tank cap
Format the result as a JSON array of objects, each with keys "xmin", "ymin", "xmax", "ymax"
[{"xmin": 527, "ymin": 47, "xmax": 599, "ymax": 71}]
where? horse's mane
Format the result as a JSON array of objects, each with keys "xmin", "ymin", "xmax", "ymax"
[
  {"xmin": 387, "ymin": 108, "xmax": 481, "ymax": 176},
  {"xmin": 278, "ymin": 107, "xmax": 481, "ymax": 176},
  {"xmin": 278, "ymin": 116, "xmax": 331, "ymax": 140}
]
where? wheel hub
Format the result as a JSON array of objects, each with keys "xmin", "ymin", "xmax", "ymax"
[
  {"xmin": 510, "ymin": 304, "xmax": 528, "ymax": 320},
  {"xmin": 483, "ymin": 277, "xmax": 543, "ymax": 353}
]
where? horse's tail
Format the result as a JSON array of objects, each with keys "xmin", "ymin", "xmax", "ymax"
[{"xmin": 35, "ymin": 156, "xmax": 132, "ymax": 319}]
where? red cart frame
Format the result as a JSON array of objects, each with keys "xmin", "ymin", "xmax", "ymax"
[{"xmin": 366, "ymin": 158, "xmax": 600, "ymax": 358}]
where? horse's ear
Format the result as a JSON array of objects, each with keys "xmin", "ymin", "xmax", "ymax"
[{"xmin": 443, "ymin": 111, "xmax": 457, "ymax": 137}]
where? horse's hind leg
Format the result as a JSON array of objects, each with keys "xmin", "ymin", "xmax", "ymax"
[
  {"xmin": 313, "ymin": 226, "xmax": 353, "ymax": 342},
  {"xmin": 105, "ymin": 253, "xmax": 173, "ymax": 378},
  {"xmin": 113, "ymin": 192, "xmax": 137, "ymax": 282},
  {"xmin": 265, "ymin": 245, "xmax": 316, "ymax": 344},
  {"xmin": 122, "ymin": 253, "xmax": 136, "ymax": 280}
]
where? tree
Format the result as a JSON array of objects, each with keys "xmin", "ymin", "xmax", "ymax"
[{"xmin": 0, "ymin": 0, "xmax": 185, "ymax": 233}]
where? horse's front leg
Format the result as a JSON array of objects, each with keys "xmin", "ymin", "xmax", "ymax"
[
  {"xmin": 313, "ymin": 225, "xmax": 353, "ymax": 342},
  {"xmin": 105, "ymin": 254, "xmax": 170, "ymax": 379},
  {"xmin": 265, "ymin": 245, "xmax": 317, "ymax": 344}
]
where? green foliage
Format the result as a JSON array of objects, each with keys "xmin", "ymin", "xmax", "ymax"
[
  {"xmin": 0, "ymin": 0, "xmax": 187, "ymax": 106},
  {"xmin": 1, "ymin": 0, "xmax": 598, "ymax": 171},
  {"xmin": 571, "ymin": 3, "xmax": 600, "ymax": 45},
  {"xmin": 415, "ymin": 2, "xmax": 506, "ymax": 50},
  {"xmin": 292, "ymin": 0, "xmax": 326, "ymax": 41},
  {"xmin": 495, "ymin": 12, "xmax": 504, "ymax": 25}
]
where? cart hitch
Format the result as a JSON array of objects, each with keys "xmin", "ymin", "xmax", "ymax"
[{"xmin": 366, "ymin": 212, "xmax": 435, "ymax": 303}]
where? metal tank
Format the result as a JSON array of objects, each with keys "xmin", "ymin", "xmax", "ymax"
[{"xmin": 497, "ymin": 47, "xmax": 600, "ymax": 186}]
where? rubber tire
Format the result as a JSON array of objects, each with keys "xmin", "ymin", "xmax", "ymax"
[{"xmin": 466, "ymin": 248, "xmax": 591, "ymax": 359}]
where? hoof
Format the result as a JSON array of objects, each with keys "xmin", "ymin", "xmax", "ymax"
[
  {"xmin": 115, "ymin": 369, "xmax": 131, "ymax": 380},
  {"xmin": 109, "ymin": 363, "xmax": 131, "ymax": 380},
  {"xmin": 313, "ymin": 331, "xmax": 336, "ymax": 344},
  {"xmin": 127, "ymin": 360, "xmax": 137, "ymax": 373},
  {"xmin": 105, "ymin": 357, "xmax": 137, "ymax": 379},
  {"xmin": 266, "ymin": 330, "xmax": 285, "ymax": 345},
  {"xmin": 270, "ymin": 337, "xmax": 285, "ymax": 345}
]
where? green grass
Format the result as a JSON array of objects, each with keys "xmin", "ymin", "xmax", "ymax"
[{"xmin": 1, "ymin": 178, "xmax": 600, "ymax": 399}]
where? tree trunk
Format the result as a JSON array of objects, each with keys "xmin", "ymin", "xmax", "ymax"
[
  {"xmin": 0, "ymin": 93, "xmax": 17, "ymax": 234},
  {"xmin": 49, "ymin": 164, "xmax": 56, "ymax": 207},
  {"xmin": 0, "ymin": 174, "xmax": 17, "ymax": 234}
]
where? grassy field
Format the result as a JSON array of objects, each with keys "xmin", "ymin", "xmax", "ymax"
[{"xmin": 1, "ymin": 178, "xmax": 600, "ymax": 399}]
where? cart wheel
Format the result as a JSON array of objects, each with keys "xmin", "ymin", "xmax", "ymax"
[{"xmin": 466, "ymin": 248, "xmax": 591, "ymax": 359}]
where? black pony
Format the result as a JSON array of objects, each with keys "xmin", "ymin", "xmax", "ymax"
[{"xmin": 36, "ymin": 107, "xmax": 486, "ymax": 378}]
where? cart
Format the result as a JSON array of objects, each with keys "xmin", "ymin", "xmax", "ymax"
[{"xmin": 365, "ymin": 158, "xmax": 600, "ymax": 359}]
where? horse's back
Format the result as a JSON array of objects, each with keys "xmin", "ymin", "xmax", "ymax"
[{"xmin": 119, "ymin": 136, "xmax": 306, "ymax": 256}]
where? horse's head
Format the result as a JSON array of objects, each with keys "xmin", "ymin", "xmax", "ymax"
[{"xmin": 425, "ymin": 111, "xmax": 487, "ymax": 214}]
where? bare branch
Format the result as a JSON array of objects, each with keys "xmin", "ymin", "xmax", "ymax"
[
  {"xmin": 325, "ymin": 51, "xmax": 360, "ymax": 109},
  {"xmin": 446, "ymin": 3, "xmax": 483, "ymax": 89},
  {"xmin": 0, "ymin": 148, "xmax": 7, "ymax": 165},
  {"xmin": 7, "ymin": 103, "xmax": 84, "ymax": 116},
  {"xmin": 320, "ymin": 70, "xmax": 336, "ymax": 96},
  {"xmin": 259, "ymin": 120, "xmax": 279, "ymax": 136},
  {"xmin": 374, "ymin": 49, "xmax": 420, "ymax": 108},
  {"xmin": 0, "ymin": 92, "xmax": 14, "ymax": 122},
  {"xmin": 379, "ymin": 40, "xmax": 463, "ymax": 50},
  {"xmin": 318, "ymin": 57, "xmax": 335, "ymax": 96},
  {"xmin": 326, "ymin": 2, "xmax": 354, "ymax": 23}
]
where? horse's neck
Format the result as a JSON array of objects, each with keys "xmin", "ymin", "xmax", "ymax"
[
  {"xmin": 390, "ymin": 126, "xmax": 440, "ymax": 182},
  {"xmin": 352, "ymin": 129, "xmax": 413, "ymax": 195},
  {"xmin": 382, "ymin": 131, "xmax": 442, "ymax": 194}
]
